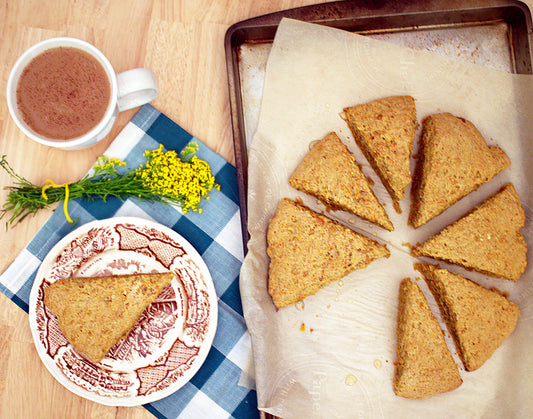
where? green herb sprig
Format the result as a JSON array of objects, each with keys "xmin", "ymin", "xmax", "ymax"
[{"xmin": 0, "ymin": 142, "xmax": 219, "ymax": 228}]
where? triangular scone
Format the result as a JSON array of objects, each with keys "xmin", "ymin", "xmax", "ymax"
[
  {"xmin": 289, "ymin": 132, "xmax": 393, "ymax": 231},
  {"xmin": 418, "ymin": 263, "xmax": 520, "ymax": 371},
  {"xmin": 409, "ymin": 113, "xmax": 510, "ymax": 228},
  {"xmin": 343, "ymin": 95, "xmax": 416, "ymax": 203},
  {"xmin": 413, "ymin": 183, "xmax": 527, "ymax": 281},
  {"xmin": 394, "ymin": 278, "xmax": 462, "ymax": 399},
  {"xmin": 267, "ymin": 198, "xmax": 389, "ymax": 308},
  {"xmin": 44, "ymin": 271, "xmax": 174, "ymax": 363}
]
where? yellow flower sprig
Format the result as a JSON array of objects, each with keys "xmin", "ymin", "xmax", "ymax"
[
  {"xmin": 0, "ymin": 143, "xmax": 219, "ymax": 227},
  {"xmin": 136, "ymin": 143, "xmax": 220, "ymax": 214}
]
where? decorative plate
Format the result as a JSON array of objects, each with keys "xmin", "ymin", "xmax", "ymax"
[{"xmin": 28, "ymin": 217, "xmax": 218, "ymax": 406}]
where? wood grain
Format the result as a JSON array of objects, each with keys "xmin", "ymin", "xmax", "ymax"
[
  {"xmin": 3, "ymin": 1, "xmax": 532, "ymax": 417},
  {"xmin": 0, "ymin": 1, "xmax": 320, "ymax": 417}
]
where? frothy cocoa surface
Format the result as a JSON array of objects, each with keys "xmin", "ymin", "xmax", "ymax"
[{"xmin": 16, "ymin": 47, "xmax": 111, "ymax": 140}]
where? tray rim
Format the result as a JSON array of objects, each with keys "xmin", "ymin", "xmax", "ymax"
[{"xmin": 224, "ymin": 0, "xmax": 533, "ymax": 252}]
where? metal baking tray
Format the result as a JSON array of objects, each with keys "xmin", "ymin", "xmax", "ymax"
[{"xmin": 224, "ymin": 0, "xmax": 533, "ymax": 249}]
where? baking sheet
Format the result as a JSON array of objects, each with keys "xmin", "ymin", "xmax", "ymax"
[
  {"xmin": 238, "ymin": 21, "xmax": 515, "ymax": 153},
  {"xmin": 225, "ymin": 0, "xmax": 533, "ymax": 247},
  {"xmin": 240, "ymin": 17, "xmax": 533, "ymax": 418}
]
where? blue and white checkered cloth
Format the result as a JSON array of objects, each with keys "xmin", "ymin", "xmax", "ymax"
[{"xmin": 0, "ymin": 104, "xmax": 258, "ymax": 419}]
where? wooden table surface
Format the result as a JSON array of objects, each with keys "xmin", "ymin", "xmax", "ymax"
[
  {"xmin": 0, "ymin": 1, "xmax": 321, "ymax": 417},
  {"xmin": 3, "ymin": 1, "xmax": 533, "ymax": 418}
]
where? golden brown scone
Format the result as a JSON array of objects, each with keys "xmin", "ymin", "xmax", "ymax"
[
  {"xmin": 394, "ymin": 278, "xmax": 462, "ymax": 399},
  {"xmin": 44, "ymin": 271, "xmax": 174, "ymax": 363},
  {"xmin": 289, "ymin": 132, "xmax": 393, "ymax": 231},
  {"xmin": 409, "ymin": 113, "xmax": 510, "ymax": 228},
  {"xmin": 413, "ymin": 183, "xmax": 527, "ymax": 281},
  {"xmin": 418, "ymin": 263, "xmax": 520, "ymax": 371},
  {"xmin": 343, "ymin": 95, "xmax": 417, "ymax": 203},
  {"xmin": 267, "ymin": 198, "xmax": 389, "ymax": 308}
]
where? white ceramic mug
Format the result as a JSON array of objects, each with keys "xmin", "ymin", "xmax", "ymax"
[{"xmin": 6, "ymin": 37, "xmax": 158, "ymax": 149}]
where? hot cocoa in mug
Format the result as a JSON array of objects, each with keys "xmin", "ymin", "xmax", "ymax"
[
  {"xmin": 7, "ymin": 37, "xmax": 158, "ymax": 149},
  {"xmin": 16, "ymin": 47, "xmax": 111, "ymax": 140}
]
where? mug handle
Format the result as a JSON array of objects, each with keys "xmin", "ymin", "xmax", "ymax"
[{"xmin": 116, "ymin": 68, "xmax": 158, "ymax": 112}]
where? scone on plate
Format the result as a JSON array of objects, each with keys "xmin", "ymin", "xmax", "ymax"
[
  {"xmin": 418, "ymin": 263, "xmax": 520, "ymax": 371},
  {"xmin": 413, "ymin": 183, "xmax": 527, "ymax": 281},
  {"xmin": 343, "ymin": 95, "xmax": 417, "ymax": 204},
  {"xmin": 409, "ymin": 113, "xmax": 510, "ymax": 228},
  {"xmin": 289, "ymin": 132, "xmax": 393, "ymax": 231},
  {"xmin": 267, "ymin": 198, "xmax": 389, "ymax": 308},
  {"xmin": 394, "ymin": 278, "xmax": 462, "ymax": 399},
  {"xmin": 44, "ymin": 271, "xmax": 174, "ymax": 363}
]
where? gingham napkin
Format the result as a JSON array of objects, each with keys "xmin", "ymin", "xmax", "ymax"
[{"xmin": 0, "ymin": 104, "xmax": 258, "ymax": 419}]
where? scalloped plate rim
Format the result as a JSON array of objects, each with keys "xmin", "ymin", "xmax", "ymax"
[{"xmin": 28, "ymin": 216, "xmax": 218, "ymax": 406}]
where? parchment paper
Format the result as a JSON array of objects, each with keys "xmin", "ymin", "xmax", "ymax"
[{"xmin": 240, "ymin": 18, "xmax": 533, "ymax": 418}]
